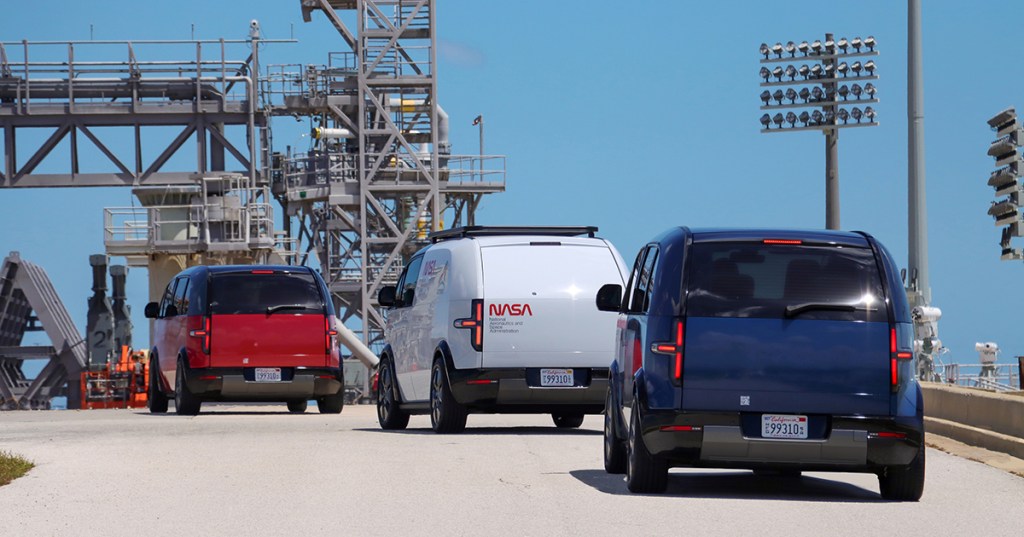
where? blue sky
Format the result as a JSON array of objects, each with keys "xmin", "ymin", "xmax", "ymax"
[{"xmin": 1, "ymin": 1, "xmax": 1022, "ymax": 368}]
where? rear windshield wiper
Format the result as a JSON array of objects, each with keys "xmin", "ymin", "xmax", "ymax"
[
  {"xmin": 266, "ymin": 304, "xmax": 317, "ymax": 315},
  {"xmin": 784, "ymin": 302, "xmax": 878, "ymax": 318}
]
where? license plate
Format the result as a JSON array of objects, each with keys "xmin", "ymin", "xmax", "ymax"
[
  {"xmin": 540, "ymin": 368, "xmax": 574, "ymax": 387},
  {"xmin": 255, "ymin": 368, "xmax": 282, "ymax": 382},
  {"xmin": 761, "ymin": 414, "xmax": 808, "ymax": 439}
]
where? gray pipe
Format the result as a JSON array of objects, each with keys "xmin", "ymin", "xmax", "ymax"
[{"xmin": 333, "ymin": 317, "xmax": 379, "ymax": 368}]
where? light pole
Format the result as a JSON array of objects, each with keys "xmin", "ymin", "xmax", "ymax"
[
  {"xmin": 473, "ymin": 114, "xmax": 484, "ymax": 182},
  {"xmin": 758, "ymin": 34, "xmax": 880, "ymax": 230}
]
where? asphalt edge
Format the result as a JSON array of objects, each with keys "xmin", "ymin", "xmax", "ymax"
[{"xmin": 925, "ymin": 430, "xmax": 1024, "ymax": 479}]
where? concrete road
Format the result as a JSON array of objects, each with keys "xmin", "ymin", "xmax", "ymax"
[{"xmin": 2, "ymin": 404, "xmax": 1022, "ymax": 537}]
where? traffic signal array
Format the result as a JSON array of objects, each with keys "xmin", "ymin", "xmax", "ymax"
[
  {"xmin": 986, "ymin": 107, "xmax": 1024, "ymax": 260},
  {"xmin": 758, "ymin": 36, "xmax": 879, "ymax": 132}
]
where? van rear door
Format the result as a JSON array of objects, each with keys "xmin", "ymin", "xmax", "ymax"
[
  {"xmin": 681, "ymin": 240, "xmax": 892, "ymax": 416},
  {"xmin": 207, "ymin": 270, "xmax": 327, "ymax": 368},
  {"xmin": 479, "ymin": 241, "xmax": 624, "ymax": 369}
]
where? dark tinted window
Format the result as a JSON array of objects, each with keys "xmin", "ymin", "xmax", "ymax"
[
  {"xmin": 173, "ymin": 278, "xmax": 190, "ymax": 314},
  {"xmin": 686, "ymin": 242, "xmax": 886, "ymax": 321},
  {"xmin": 209, "ymin": 272, "xmax": 324, "ymax": 314},
  {"xmin": 159, "ymin": 279, "xmax": 178, "ymax": 317},
  {"xmin": 395, "ymin": 256, "xmax": 423, "ymax": 308},
  {"xmin": 629, "ymin": 247, "xmax": 658, "ymax": 313}
]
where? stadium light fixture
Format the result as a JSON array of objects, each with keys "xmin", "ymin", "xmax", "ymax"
[{"xmin": 757, "ymin": 33, "xmax": 880, "ymax": 230}]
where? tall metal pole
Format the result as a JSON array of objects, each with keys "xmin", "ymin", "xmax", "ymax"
[
  {"xmin": 908, "ymin": 0, "xmax": 930, "ymax": 306},
  {"xmin": 477, "ymin": 115, "xmax": 485, "ymax": 181},
  {"xmin": 823, "ymin": 33, "xmax": 840, "ymax": 230}
]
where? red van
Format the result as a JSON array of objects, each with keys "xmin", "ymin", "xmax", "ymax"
[{"xmin": 144, "ymin": 265, "xmax": 343, "ymax": 415}]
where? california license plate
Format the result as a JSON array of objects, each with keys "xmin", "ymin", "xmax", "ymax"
[
  {"xmin": 761, "ymin": 414, "xmax": 808, "ymax": 439},
  {"xmin": 540, "ymin": 368, "xmax": 574, "ymax": 387},
  {"xmin": 255, "ymin": 368, "xmax": 282, "ymax": 382}
]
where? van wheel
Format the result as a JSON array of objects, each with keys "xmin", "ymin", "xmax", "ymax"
[
  {"xmin": 878, "ymin": 442, "xmax": 925, "ymax": 501},
  {"xmin": 148, "ymin": 355, "xmax": 168, "ymax": 414},
  {"xmin": 626, "ymin": 399, "xmax": 668, "ymax": 493},
  {"xmin": 317, "ymin": 390, "xmax": 344, "ymax": 414},
  {"xmin": 430, "ymin": 358, "xmax": 467, "ymax": 434},
  {"xmin": 552, "ymin": 413, "xmax": 585, "ymax": 429},
  {"xmin": 174, "ymin": 358, "xmax": 201, "ymax": 416},
  {"xmin": 603, "ymin": 390, "xmax": 626, "ymax": 474},
  {"xmin": 377, "ymin": 358, "xmax": 410, "ymax": 430},
  {"xmin": 287, "ymin": 400, "xmax": 308, "ymax": 413}
]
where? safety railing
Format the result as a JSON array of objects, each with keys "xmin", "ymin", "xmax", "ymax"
[
  {"xmin": 444, "ymin": 155, "xmax": 507, "ymax": 185},
  {"xmin": 937, "ymin": 363, "xmax": 1021, "ymax": 392},
  {"xmin": 0, "ymin": 39, "xmax": 286, "ymax": 111},
  {"xmin": 104, "ymin": 200, "xmax": 276, "ymax": 252}
]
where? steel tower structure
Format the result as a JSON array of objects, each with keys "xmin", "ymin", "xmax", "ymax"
[
  {"xmin": 0, "ymin": 1, "xmax": 505, "ymax": 403},
  {"xmin": 273, "ymin": 0, "xmax": 505, "ymax": 349}
]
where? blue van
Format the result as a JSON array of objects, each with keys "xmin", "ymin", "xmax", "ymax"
[{"xmin": 597, "ymin": 228, "xmax": 924, "ymax": 500}]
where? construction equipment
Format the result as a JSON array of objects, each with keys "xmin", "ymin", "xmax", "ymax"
[{"xmin": 80, "ymin": 346, "xmax": 149, "ymax": 410}]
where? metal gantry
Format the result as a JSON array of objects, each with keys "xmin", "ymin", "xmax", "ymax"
[
  {"xmin": 0, "ymin": 252, "xmax": 87, "ymax": 409},
  {"xmin": 275, "ymin": 0, "xmax": 505, "ymax": 357},
  {"xmin": 0, "ymin": 1, "xmax": 505, "ymax": 405}
]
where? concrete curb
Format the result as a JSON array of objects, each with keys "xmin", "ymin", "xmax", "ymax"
[
  {"xmin": 925, "ymin": 431, "xmax": 1024, "ymax": 479},
  {"xmin": 925, "ymin": 416, "xmax": 1024, "ymax": 461}
]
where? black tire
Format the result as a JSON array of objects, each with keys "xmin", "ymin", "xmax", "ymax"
[
  {"xmin": 878, "ymin": 442, "xmax": 925, "ymax": 501},
  {"xmin": 174, "ymin": 358, "xmax": 201, "ymax": 416},
  {"xmin": 603, "ymin": 390, "xmax": 626, "ymax": 474},
  {"xmin": 430, "ymin": 358, "xmax": 467, "ymax": 434},
  {"xmin": 317, "ymin": 390, "xmax": 344, "ymax": 414},
  {"xmin": 552, "ymin": 413, "xmax": 585, "ymax": 429},
  {"xmin": 377, "ymin": 358, "xmax": 410, "ymax": 430},
  {"xmin": 626, "ymin": 399, "xmax": 668, "ymax": 493},
  {"xmin": 148, "ymin": 355, "xmax": 168, "ymax": 414},
  {"xmin": 287, "ymin": 399, "xmax": 308, "ymax": 413}
]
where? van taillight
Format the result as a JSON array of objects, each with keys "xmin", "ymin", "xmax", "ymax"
[
  {"xmin": 325, "ymin": 316, "xmax": 338, "ymax": 354},
  {"xmin": 889, "ymin": 326, "xmax": 912, "ymax": 390},
  {"xmin": 189, "ymin": 316, "xmax": 211, "ymax": 354},
  {"xmin": 454, "ymin": 299, "xmax": 484, "ymax": 352},
  {"xmin": 652, "ymin": 320, "xmax": 685, "ymax": 384}
]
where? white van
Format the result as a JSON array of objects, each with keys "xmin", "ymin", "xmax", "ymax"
[{"xmin": 376, "ymin": 226, "xmax": 628, "ymax": 433}]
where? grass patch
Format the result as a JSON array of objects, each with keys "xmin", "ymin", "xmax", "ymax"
[{"xmin": 0, "ymin": 451, "xmax": 34, "ymax": 486}]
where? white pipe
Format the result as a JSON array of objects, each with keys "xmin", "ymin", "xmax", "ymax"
[
  {"xmin": 333, "ymin": 317, "xmax": 379, "ymax": 368},
  {"xmin": 311, "ymin": 127, "xmax": 353, "ymax": 140}
]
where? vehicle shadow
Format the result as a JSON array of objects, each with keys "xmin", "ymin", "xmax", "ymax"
[
  {"xmin": 353, "ymin": 426, "xmax": 602, "ymax": 436},
  {"xmin": 570, "ymin": 469, "xmax": 884, "ymax": 502}
]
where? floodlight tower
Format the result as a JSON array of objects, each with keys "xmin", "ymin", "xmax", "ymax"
[
  {"xmin": 758, "ymin": 34, "xmax": 879, "ymax": 229},
  {"xmin": 985, "ymin": 107, "xmax": 1024, "ymax": 261}
]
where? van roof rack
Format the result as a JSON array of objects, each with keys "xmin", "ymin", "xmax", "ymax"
[{"xmin": 429, "ymin": 226, "xmax": 599, "ymax": 243}]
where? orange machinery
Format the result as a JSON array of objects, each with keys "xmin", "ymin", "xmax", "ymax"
[{"xmin": 80, "ymin": 346, "xmax": 150, "ymax": 409}]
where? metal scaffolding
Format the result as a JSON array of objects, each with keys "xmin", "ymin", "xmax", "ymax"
[{"xmin": 0, "ymin": 1, "xmax": 506, "ymax": 404}]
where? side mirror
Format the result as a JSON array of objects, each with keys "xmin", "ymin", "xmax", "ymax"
[
  {"xmin": 163, "ymin": 304, "xmax": 179, "ymax": 318},
  {"xmin": 378, "ymin": 285, "xmax": 397, "ymax": 307},
  {"xmin": 596, "ymin": 284, "xmax": 623, "ymax": 312},
  {"xmin": 144, "ymin": 302, "xmax": 160, "ymax": 319}
]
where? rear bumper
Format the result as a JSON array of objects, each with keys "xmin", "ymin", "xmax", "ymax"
[
  {"xmin": 640, "ymin": 410, "xmax": 923, "ymax": 471},
  {"xmin": 447, "ymin": 367, "xmax": 608, "ymax": 414},
  {"xmin": 185, "ymin": 367, "xmax": 342, "ymax": 401}
]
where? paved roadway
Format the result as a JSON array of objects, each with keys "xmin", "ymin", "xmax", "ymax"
[{"xmin": 2, "ymin": 404, "xmax": 1023, "ymax": 537}]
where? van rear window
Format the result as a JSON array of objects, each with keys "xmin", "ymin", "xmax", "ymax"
[
  {"xmin": 686, "ymin": 242, "xmax": 887, "ymax": 321},
  {"xmin": 209, "ymin": 272, "xmax": 324, "ymax": 315}
]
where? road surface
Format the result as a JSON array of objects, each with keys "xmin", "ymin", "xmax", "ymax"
[{"xmin": 2, "ymin": 404, "xmax": 1022, "ymax": 536}]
